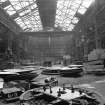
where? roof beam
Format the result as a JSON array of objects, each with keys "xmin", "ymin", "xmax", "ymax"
[
  {"xmin": 6, "ymin": 1, "xmax": 36, "ymax": 19},
  {"xmin": 19, "ymin": 31, "xmax": 74, "ymax": 37},
  {"xmin": 36, "ymin": 0, "xmax": 57, "ymax": 28},
  {"xmin": 11, "ymin": 7, "xmax": 37, "ymax": 19},
  {"xmin": 0, "ymin": 7, "xmax": 23, "ymax": 34},
  {"xmin": 0, "ymin": 1, "xmax": 10, "ymax": 8},
  {"xmin": 11, "ymin": 13, "xmax": 19, "ymax": 19}
]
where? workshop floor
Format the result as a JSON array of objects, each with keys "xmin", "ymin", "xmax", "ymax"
[{"xmin": 1, "ymin": 73, "xmax": 105, "ymax": 105}]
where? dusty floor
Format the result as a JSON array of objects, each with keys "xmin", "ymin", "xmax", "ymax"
[
  {"xmin": 35, "ymin": 73, "xmax": 105, "ymax": 85},
  {"xmin": 1, "ymin": 72, "xmax": 105, "ymax": 105}
]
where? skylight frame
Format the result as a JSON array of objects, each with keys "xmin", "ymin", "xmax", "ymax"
[
  {"xmin": 1, "ymin": 0, "xmax": 43, "ymax": 32},
  {"xmin": 55, "ymin": 0, "xmax": 94, "ymax": 31},
  {"xmin": 1, "ymin": 0, "xmax": 94, "ymax": 32}
]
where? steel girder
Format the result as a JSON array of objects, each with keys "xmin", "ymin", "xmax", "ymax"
[{"xmin": 0, "ymin": 7, "xmax": 23, "ymax": 34}]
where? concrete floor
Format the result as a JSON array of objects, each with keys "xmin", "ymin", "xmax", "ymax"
[
  {"xmin": 35, "ymin": 73, "xmax": 105, "ymax": 104},
  {"xmin": 35, "ymin": 73, "xmax": 105, "ymax": 86},
  {"xmin": 1, "ymin": 72, "xmax": 105, "ymax": 105}
]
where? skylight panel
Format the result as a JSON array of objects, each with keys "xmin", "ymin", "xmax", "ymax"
[
  {"xmin": 68, "ymin": 24, "xmax": 75, "ymax": 30},
  {"xmin": 11, "ymin": 3, "xmax": 21, "ymax": 10},
  {"xmin": 62, "ymin": 8, "xmax": 67, "ymax": 13},
  {"xmin": 0, "ymin": 0, "xmax": 7, "ymax": 2},
  {"xmin": 9, "ymin": 0, "xmax": 20, "ymax": 5},
  {"xmin": 30, "ymin": 4, "xmax": 37, "ymax": 9},
  {"xmin": 22, "ymin": 26, "xmax": 27, "ymax": 30},
  {"xmin": 15, "ymin": 17, "xmax": 28, "ymax": 30},
  {"xmin": 72, "ymin": 3, "xmax": 80, "ymax": 8},
  {"xmin": 3, "ymin": 0, "xmax": 43, "ymax": 31},
  {"xmin": 15, "ymin": 17, "xmax": 23, "ymax": 25},
  {"xmin": 56, "ymin": 10, "xmax": 62, "ymax": 15},
  {"xmin": 0, "ymin": 0, "xmax": 7, "ymax": 4},
  {"xmin": 82, "ymin": 0, "xmax": 94, "ymax": 8},
  {"xmin": 19, "ymin": 23, "xmax": 25, "ymax": 28},
  {"xmin": 19, "ymin": 9, "xmax": 31, "ymax": 16},
  {"xmin": 9, "ymin": 0, "xmax": 19, "ymax": 2},
  {"xmin": 4, "ymin": 5, "xmax": 11, "ymax": 10},
  {"xmin": 4, "ymin": 5, "xmax": 16, "ymax": 15},
  {"xmin": 27, "ymin": 0, "xmax": 33, "ymax": 4},
  {"xmin": 70, "ymin": 5, "xmax": 78, "ymax": 11},
  {"xmin": 67, "ymin": 14, "xmax": 73, "ymax": 19},
  {"xmin": 74, "ymin": 0, "xmax": 82, "ymax": 4},
  {"xmin": 72, "ymin": 17, "xmax": 79, "ymax": 24},
  {"xmin": 55, "ymin": 24, "xmax": 58, "ymax": 27},
  {"xmin": 78, "ymin": 6, "xmax": 87, "ymax": 14},
  {"xmin": 65, "ymin": 19, "xmax": 71, "ymax": 24},
  {"xmin": 55, "ymin": 0, "xmax": 94, "ymax": 31},
  {"xmin": 69, "ymin": 10, "xmax": 75, "ymax": 16},
  {"xmin": 20, "ymin": 11, "xmax": 42, "ymax": 31},
  {"xmin": 9, "ymin": 0, "xmax": 29, "ymax": 8},
  {"xmin": 71, "ymin": 1, "xmax": 80, "ymax": 7},
  {"xmin": 63, "ymin": 1, "xmax": 70, "ymax": 7}
]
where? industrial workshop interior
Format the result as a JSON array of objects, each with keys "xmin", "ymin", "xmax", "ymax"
[{"xmin": 0, "ymin": 0, "xmax": 105, "ymax": 105}]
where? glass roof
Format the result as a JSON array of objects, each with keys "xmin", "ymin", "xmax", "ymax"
[
  {"xmin": 0, "ymin": 0, "xmax": 42, "ymax": 32},
  {"xmin": 55, "ymin": 0, "xmax": 94, "ymax": 31},
  {"xmin": 0, "ymin": 0, "xmax": 94, "ymax": 32}
]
